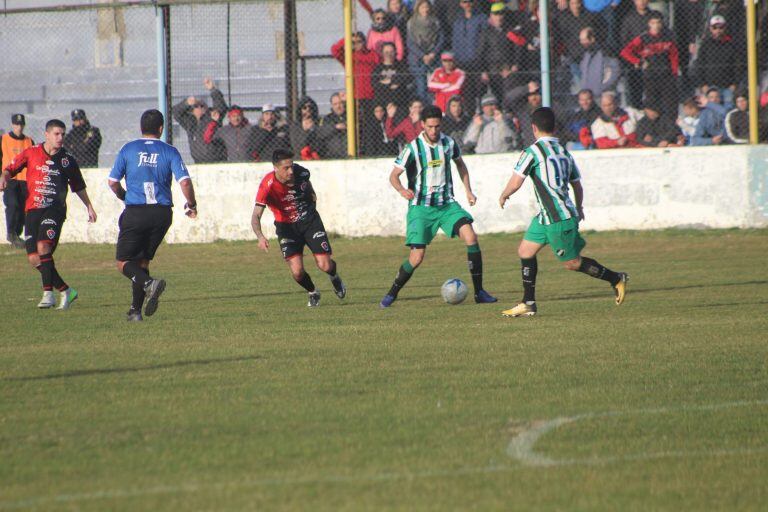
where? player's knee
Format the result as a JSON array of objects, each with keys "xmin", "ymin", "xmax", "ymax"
[
  {"xmin": 315, "ymin": 258, "xmax": 332, "ymax": 273},
  {"xmin": 27, "ymin": 254, "xmax": 40, "ymax": 268},
  {"xmin": 291, "ymin": 268, "xmax": 306, "ymax": 281},
  {"xmin": 409, "ymin": 250, "xmax": 425, "ymax": 267},
  {"xmin": 563, "ymin": 258, "xmax": 581, "ymax": 271},
  {"xmin": 116, "ymin": 260, "xmax": 126, "ymax": 272}
]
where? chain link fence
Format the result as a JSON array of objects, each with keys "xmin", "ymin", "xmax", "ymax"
[{"xmin": 1, "ymin": 0, "xmax": 767, "ymax": 168}]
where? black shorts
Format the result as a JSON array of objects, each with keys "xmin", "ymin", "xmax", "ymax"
[
  {"xmin": 24, "ymin": 207, "xmax": 66, "ymax": 255},
  {"xmin": 116, "ymin": 205, "xmax": 173, "ymax": 262},
  {"xmin": 275, "ymin": 214, "xmax": 332, "ymax": 260}
]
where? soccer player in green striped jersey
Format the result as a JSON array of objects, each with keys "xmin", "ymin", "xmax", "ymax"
[
  {"xmin": 380, "ymin": 105, "xmax": 497, "ymax": 308},
  {"xmin": 498, "ymin": 107, "xmax": 628, "ymax": 317}
]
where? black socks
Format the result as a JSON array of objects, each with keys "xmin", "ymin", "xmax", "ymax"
[
  {"xmin": 467, "ymin": 244, "xmax": 483, "ymax": 294},
  {"xmin": 295, "ymin": 271, "xmax": 316, "ymax": 293},
  {"xmin": 38, "ymin": 254, "xmax": 67, "ymax": 292},
  {"xmin": 521, "ymin": 257, "xmax": 537, "ymax": 304},
  {"xmin": 578, "ymin": 257, "xmax": 620, "ymax": 286},
  {"xmin": 387, "ymin": 261, "xmax": 414, "ymax": 298}
]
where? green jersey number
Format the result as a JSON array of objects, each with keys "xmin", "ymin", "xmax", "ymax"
[{"xmin": 546, "ymin": 155, "xmax": 571, "ymax": 188}]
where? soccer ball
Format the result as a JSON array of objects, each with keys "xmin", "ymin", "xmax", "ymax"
[{"xmin": 441, "ymin": 278, "xmax": 468, "ymax": 305}]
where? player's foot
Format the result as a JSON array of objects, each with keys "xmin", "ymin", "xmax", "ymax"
[
  {"xmin": 502, "ymin": 302, "xmax": 537, "ymax": 317},
  {"xmin": 37, "ymin": 290, "xmax": 56, "ymax": 309},
  {"xmin": 474, "ymin": 290, "xmax": 498, "ymax": 304},
  {"xmin": 331, "ymin": 276, "xmax": 346, "ymax": 299},
  {"xmin": 613, "ymin": 273, "xmax": 629, "ymax": 305},
  {"xmin": 307, "ymin": 290, "xmax": 321, "ymax": 307},
  {"xmin": 126, "ymin": 308, "xmax": 143, "ymax": 322},
  {"xmin": 379, "ymin": 294, "xmax": 396, "ymax": 308},
  {"xmin": 56, "ymin": 287, "xmax": 78, "ymax": 310},
  {"xmin": 143, "ymin": 278, "xmax": 166, "ymax": 317}
]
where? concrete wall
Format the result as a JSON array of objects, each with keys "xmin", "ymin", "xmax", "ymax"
[{"xmin": 2, "ymin": 145, "xmax": 767, "ymax": 246}]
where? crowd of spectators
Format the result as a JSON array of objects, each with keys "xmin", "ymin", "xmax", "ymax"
[{"xmin": 170, "ymin": 1, "xmax": 768, "ymax": 163}]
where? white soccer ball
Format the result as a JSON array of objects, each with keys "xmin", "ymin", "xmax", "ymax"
[{"xmin": 441, "ymin": 278, "xmax": 468, "ymax": 305}]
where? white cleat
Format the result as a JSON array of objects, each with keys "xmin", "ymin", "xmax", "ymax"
[
  {"xmin": 57, "ymin": 288, "xmax": 78, "ymax": 310},
  {"xmin": 308, "ymin": 291, "xmax": 321, "ymax": 307},
  {"xmin": 37, "ymin": 290, "xmax": 56, "ymax": 309}
]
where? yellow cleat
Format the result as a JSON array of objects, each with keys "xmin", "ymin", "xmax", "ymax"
[
  {"xmin": 502, "ymin": 302, "xmax": 537, "ymax": 317},
  {"xmin": 613, "ymin": 273, "xmax": 629, "ymax": 305}
]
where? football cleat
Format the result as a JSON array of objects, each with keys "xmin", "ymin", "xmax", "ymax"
[
  {"xmin": 126, "ymin": 309, "xmax": 143, "ymax": 322},
  {"xmin": 474, "ymin": 290, "xmax": 498, "ymax": 303},
  {"xmin": 143, "ymin": 278, "xmax": 166, "ymax": 317},
  {"xmin": 37, "ymin": 290, "xmax": 56, "ymax": 309},
  {"xmin": 379, "ymin": 294, "xmax": 396, "ymax": 308},
  {"xmin": 308, "ymin": 291, "xmax": 321, "ymax": 307},
  {"xmin": 502, "ymin": 302, "xmax": 537, "ymax": 317},
  {"xmin": 56, "ymin": 288, "xmax": 78, "ymax": 310},
  {"xmin": 613, "ymin": 273, "xmax": 629, "ymax": 305},
  {"xmin": 331, "ymin": 276, "xmax": 346, "ymax": 299}
]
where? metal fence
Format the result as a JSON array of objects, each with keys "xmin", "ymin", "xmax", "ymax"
[{"xmin": 0, "ymin": 0, "xmax": 766, "ymax": 168}]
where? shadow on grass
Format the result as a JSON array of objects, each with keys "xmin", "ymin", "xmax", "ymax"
[
  {"xmin": 546, "ymin": 279, "xmax": 768, "ymax": 302},
  {"xmin": 4, "ymin": 354, "xmax": 263, "ymax": 382}
]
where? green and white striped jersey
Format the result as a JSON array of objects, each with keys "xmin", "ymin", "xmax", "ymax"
[
  {"xmin": 394, "ymin": 132, "xmax": 461, "ymax": 207},
  {"xmin": 514, "ymin": 136, "xmax": 581, "ymax": 225}
]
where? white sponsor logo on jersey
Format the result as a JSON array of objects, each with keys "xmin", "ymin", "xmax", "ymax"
[{"xmin": 138, "ymin": 152, "xmax": 159, "ymax": 167}]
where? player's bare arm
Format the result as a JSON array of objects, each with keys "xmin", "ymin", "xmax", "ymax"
[
  {"xmin": 75, "ymin": 189, "xmax": 97, "ymax": 223},
  {"xmin": 108, "ymin": 179, "xmax": 127, "ymax": 201},
  {"xmin": 389, "ymin": 166, "xmax": 414, "ymax": 200},
  {"xmin": 251, "ymin": 204, "xmax": 269, "ymax": 252},
  {"xmin": 455, "ymin": 157, "xmax": 476, "ymax": 206},
  {"xmin": 0, "ymin": 169, "xmax": 10, "ymax": 191},
  {"xmin": 179, "ymin": 178, "xmax": 197, "ymax": 218},
  {"xmin": 571, "ymin": 180, "xmax": 585, "ymax": 221},
  {"xmin": 499, "ymin": 173, "xmax": 525, "ymax": 208}
]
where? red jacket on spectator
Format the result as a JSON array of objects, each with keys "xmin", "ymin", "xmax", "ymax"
[
  {"xmin": 591, "ymin": 109, "xmax": 641, "ymax": 149},
  {"xmin": 620, "ymin": 30, "xmax": 679, "ymax": 76},
  {"xmin": 427, "ymin": 67, "xmax": 466, "ymax": 113},
  {"xmin": 331, "ymin": 38, "xmax": 380, "ymax": 100},
  {"xmin": 384, "ymin": 116, "xmax": 423, "ymax": 144},
  {"xmin": 367, "ymin": 27, "xmax": 404, "ymax": 61}
]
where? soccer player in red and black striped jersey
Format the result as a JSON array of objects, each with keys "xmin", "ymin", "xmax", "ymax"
[
  {"xmin": 0, "ymin": 119, "xmax": 97, "ymax": 309},
  {"xmin": 251, "ymin": 149, "xmax": 345, "ymax": 307}
]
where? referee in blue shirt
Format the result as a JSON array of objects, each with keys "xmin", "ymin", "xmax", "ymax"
[{"xmin": 108, "ymin": 109, "xmax": 197, "ymax": 321}]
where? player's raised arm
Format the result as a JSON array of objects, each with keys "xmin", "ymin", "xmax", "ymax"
[
  {"xmin": 389, "ymin": 166, "xmax": 414, "ymax": 200},
  {"xmin": 251, "ymin": 203, "xmax": 269, "ymax": 252},
  {"xmin": 454, "ymin": 157, "xmax": 476, "ymax": 206}
]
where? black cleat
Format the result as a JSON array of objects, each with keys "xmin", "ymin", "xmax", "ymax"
[
  {"xmin": 126, "ymin": 309, "xmax": 143, "ymax": 322},
  {"xmin": 331, "ymin": 276, "xmax": 346, "ymax": 299},
  {"xmin": 143, "ymin": 278, "xmax": 166, "ymax": 317}
]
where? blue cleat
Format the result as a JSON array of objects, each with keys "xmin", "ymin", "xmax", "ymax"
[
  {"xmin": 379, "ymin": 294, "xmax": 396, "ymax": 308},
  {"xmin": 474, "ymin": 290, "xmax": 498, "ymax": 304}
]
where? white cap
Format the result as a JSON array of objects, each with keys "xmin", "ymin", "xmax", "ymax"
[{"xmin": 261, "ymin": 103, "xmax": 274, "ymax": 113}]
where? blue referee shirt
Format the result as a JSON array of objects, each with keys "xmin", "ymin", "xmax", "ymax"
[{"xmin": 108, "ymin": 138, "xmax": 190, "ymax": 206}]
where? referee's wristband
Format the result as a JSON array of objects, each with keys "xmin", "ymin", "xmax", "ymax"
[{"xmin": 184, "ymin": 202, "xmax": 197, "ymax": 210}]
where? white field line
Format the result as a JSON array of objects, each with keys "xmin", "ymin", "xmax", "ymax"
[
  {"xmin": 507, "ymin": 399, "xmax": 768, "ymax": 467},
  {"xmin": 2, "ymin": 400, "xmax": 767, "ymax": 510}
]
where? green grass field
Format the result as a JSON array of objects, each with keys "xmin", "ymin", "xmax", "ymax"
[{"xmin": 1, "ymin": 229, "xmax": 767, "ymax": 511}]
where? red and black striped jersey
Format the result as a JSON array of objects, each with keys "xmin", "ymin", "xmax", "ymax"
[
  {"xmin": 255, "ymin": 164, "xmax": 316, "ymax": 224},
  {"xmin": 4, "ymin": 144, "xmax": 86, "ymax": 212}
]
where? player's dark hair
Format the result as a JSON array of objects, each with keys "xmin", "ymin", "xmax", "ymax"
[
  {"xmin": 531, "ymin": 107, "xmax": 556, "ymax": 133},
  {"xmin": 421, "ymin": 105, "xmax": 443, "ymax": 122},
  {"xmin": 649, "ymin": 11, "xmax": 663, "ymax": 22},
  {"xmin": 45, "ymin": 119, "xmax": 65, "ymax": 131},
  {"xmin": 140, "ymin": 109, "xmax": 164, "ymax": 136},
  {"xmin": 272, "ymin": 149, "xmax": 294, "ymax": 165},
  {"xmin": 577, "ymin": 88, "xmax": 593, "ymax": 98}
]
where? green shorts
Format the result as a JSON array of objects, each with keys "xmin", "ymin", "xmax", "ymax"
[
  {"xmin": 405, "ymin": 203, "xmax": 473, "ymax": 246},
  {"xmin": 523, "ymin": 216, "xmax": 586, "ymax": 262}
]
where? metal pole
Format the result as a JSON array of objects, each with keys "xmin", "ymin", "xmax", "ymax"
[
  {"xmin": 538, "ymin": 0, "xmax": 551, "ymax": 107},
  {"xmin": 284, "ymin": 0, "xmax": 297, "ymax": 123},
  {"xmin": 343, "ymin": 0, "xmax": 356, "ymax": 157},
  {"xmin": 155, "ymin": 4, "xmax": 168, "ymax": 142},
  {"xmin": 746, "ymin": 0, "xmax": 759, "ymax": 144},
  {"xmin": 226, "ymin": 2, "xmax": 232, "ymax": 105}
]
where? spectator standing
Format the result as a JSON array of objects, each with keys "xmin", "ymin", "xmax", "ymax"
[
  {"xmin": 368, "ymin": 10, "xmax": 404, "ymax": 60},
  {"xmin": 319, "ymin": 93, "xmax": 348, "ymax": 159},
  {"xmin": 290, "ymin": 96, "xmax": 322, "ymax": 160},
  {"xmin": 513, "ymin": 83, "xmax": 544, "ymax": 148},
  {"xmin": 1, "ymin": 114, "xmax": 33, "ymax": 248},
  {"xmin": 463, "ymin": 94, "xmax": 513, "ymax": 154},
  {"xmin": 635, "ymin": 103, "xmax": 685, "ymax": 147},
  {"xmin": 477, "ymin": 3, "xmax": 519, "ymax": 104},
  {"xmin": 579, "ymin": 27, "xmax": 620, "ymax": 97},
  {"xmin": 562, "ymin": 89, "xmax": 601, "ymax": 149},
  {"xmin": 583, "ymin": 0, "xmax": 621, "ymax": 52},
  {"xmin": 673, "ymin": 0, "xmax": 705, "ymax": 97},
  {"xmin": 385, "ymin": 99, "xmax": 424, "ymax": 145},
  {"xmin": 554, "ymin": 0, "xmax": 603, "ymax": 75},
  {"xmin": 619, "ymin": 0, "xmax": 656, "ymax": 109},
  {"xmin": 724, "ymin": 92, "xmax": 749, "ymax": 144},
  {"xmin": 427, "ymin": 52, "xmax": 466, "ymax": 112},
  {"xmin": 387, "ymin": 0, "xmax": 410, "ymax": 47},
  {"xmin": 331, "ymin": 33, "xmax": 379, "ymax": 110},
  {"xmin": 433, "ymin": 0, "xmax": 464, "ymax": 43},
  {"xmin": 694, "ymin": 15, "xmax": 740, "ymax": 110},
  {"xmin": 203, "ymin": 105, "xmax": 255, "ymax": 163},
  {"xmin": 591, "ymin": 91, "xmax": 642, "ymax": 149},
  {"xmin": 63, "ymin": 109, "xmax": 102, "ymax": 168},
  {"xmin": 252, "ymin": 104, "xmax": 291, "ymax": 162},
  {"xmin": 172, "ymin": 77, "xmax": 227, "ymax": 163},
  {"xmin": 406, "ymin": 0, "xmax": 444, "ymax": 102},
  {"xmin": 372, "ymin": 42, "xmax": 413, "ymax": 109},
  {"xmin": 452, "ymin": 0, "xmax": 486, "ymax": 110},
  {"xmin": 363, "ymin": 104, "xmax": 399, "ymax": 156},
  {"xmin": 620, "ymin": 12, "xmax": 679, "ymax": 117},
  {"xmin": 506, "ymin": 1, "xmax": 542, "ymax": 77},
  {"xmin": 442, "ymin": 96, "xmax": 472, "ymax": 145}
]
